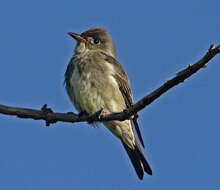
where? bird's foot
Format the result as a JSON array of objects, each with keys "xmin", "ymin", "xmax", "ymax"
[{"xmin": 87, "ymin": 108, "xmax": 108, "ymax": 124}]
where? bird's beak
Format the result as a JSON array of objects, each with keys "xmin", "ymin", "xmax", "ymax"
[{"xmin": 68, "ymin": 32, "xmax": 86, "ymax": 43}]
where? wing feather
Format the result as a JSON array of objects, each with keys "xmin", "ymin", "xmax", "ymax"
[{"xmin": 101, "ymin": 52, "xmax": 145, "ymax": 147}]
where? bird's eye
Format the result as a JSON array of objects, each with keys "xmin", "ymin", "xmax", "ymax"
[{"xmin": 94, "ymin": 38, "xmax": 100, "ymax": 44}]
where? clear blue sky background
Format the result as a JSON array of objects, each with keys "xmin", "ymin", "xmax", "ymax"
[{"xmin": 0, "ymin": 0, "xmax": 219, "ymax": 189}]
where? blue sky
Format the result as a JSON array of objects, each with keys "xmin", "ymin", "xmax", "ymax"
[{"xmin": 0, "ymin": 0, "xmax": 220, "ymax": 189}]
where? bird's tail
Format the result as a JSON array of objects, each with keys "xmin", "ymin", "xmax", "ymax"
[{"xmin": 122, "ymin": 139, "xmax": 152, "ymax": 180}]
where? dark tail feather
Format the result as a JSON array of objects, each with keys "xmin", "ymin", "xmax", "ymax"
[
  {"xmin": 132, "ymin": 118, "xmax": 145, "ymax": 148},
  {"xmin": 122, "ymin": 140, "xmax": 152, "ymax": 180}
]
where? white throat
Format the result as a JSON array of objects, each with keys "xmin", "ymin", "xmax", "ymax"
[{"xmin": 74, "ymin": 42, "xmax": 87, "ymax": 54}]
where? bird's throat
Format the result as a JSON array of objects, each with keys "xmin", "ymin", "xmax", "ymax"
[{"xmin": 74, "ymin": 42, "xmax": 86, "ymax": 54}]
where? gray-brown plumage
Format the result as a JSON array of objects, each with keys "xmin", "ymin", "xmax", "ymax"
[{"xmin": 65, "ymin": 28, "xmax": 152, "ymax": 180}]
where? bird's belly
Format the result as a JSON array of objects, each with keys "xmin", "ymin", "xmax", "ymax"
[
  {"xmin": 71, "ymin": 69, "xmax": 105, "ymax": 114},
  {"xmin": 76, "ymin": 84, "xmax": 105, "ymax": 114}
]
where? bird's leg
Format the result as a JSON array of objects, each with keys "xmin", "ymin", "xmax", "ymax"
[{"xmin": 87, "ymin": 108, "xmax": 109, "ymax": 124}]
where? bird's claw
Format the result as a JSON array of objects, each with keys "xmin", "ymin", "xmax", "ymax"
[{"xmin": 87, "ymin": 108, "xmax": 106, "ymax": 124}]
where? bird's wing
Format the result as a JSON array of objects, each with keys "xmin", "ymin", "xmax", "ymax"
[
  {"xmin": 64, "ymin": 57, "xmax": 75, "ymax": 89},
  {"xmin": 64, "ymin": 57, "xmax": 84, "ymax": 113},
  {"xmin": 101, "ymin": 52, "xmax": 145, "ymax": 147}
]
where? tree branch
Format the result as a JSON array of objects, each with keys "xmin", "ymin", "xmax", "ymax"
[{"xmin": 0, "ymin": 44, "xmax": 220, "ymax": 126}]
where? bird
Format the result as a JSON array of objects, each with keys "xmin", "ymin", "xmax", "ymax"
[{"xmin": 64, "ymin": 27, "xmax": 152, "ymax": 180}]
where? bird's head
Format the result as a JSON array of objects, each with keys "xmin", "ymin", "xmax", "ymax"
[{"xmin": 68, "ymin": 28, "xmax": 116, "ymax": 58}]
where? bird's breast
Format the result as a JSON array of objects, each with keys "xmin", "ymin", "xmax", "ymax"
[
  {"xmin": 69, "ymin": 62, "xmax": 106, "ymax": 114},
  {"xmin": 67, "ymin": 53, "xmax": 125, "ymax": 115}
]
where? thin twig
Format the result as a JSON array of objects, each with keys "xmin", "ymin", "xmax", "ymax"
[{"xmin": 0, "ymin": 44, "xmax": 219, "ymax": 125}]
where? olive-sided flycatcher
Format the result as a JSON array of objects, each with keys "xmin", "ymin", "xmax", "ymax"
[{"xmin": 65, "ymin": 28, "xmax": 152, "ymax": 180}]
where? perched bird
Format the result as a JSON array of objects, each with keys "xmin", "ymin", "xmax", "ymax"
[{"xmin": 65, "ymin": 28, "xmax": 152, "ymax": 180}]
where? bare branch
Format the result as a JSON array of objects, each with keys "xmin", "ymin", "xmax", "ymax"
[{"xmin": 0, "ymin": 44, "xmax": 220, "ymax": 125}]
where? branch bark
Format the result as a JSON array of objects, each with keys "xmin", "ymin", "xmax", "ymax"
[{"xmin": 0, "ymin": 44, "xmax": 220, "ymax": 126}]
